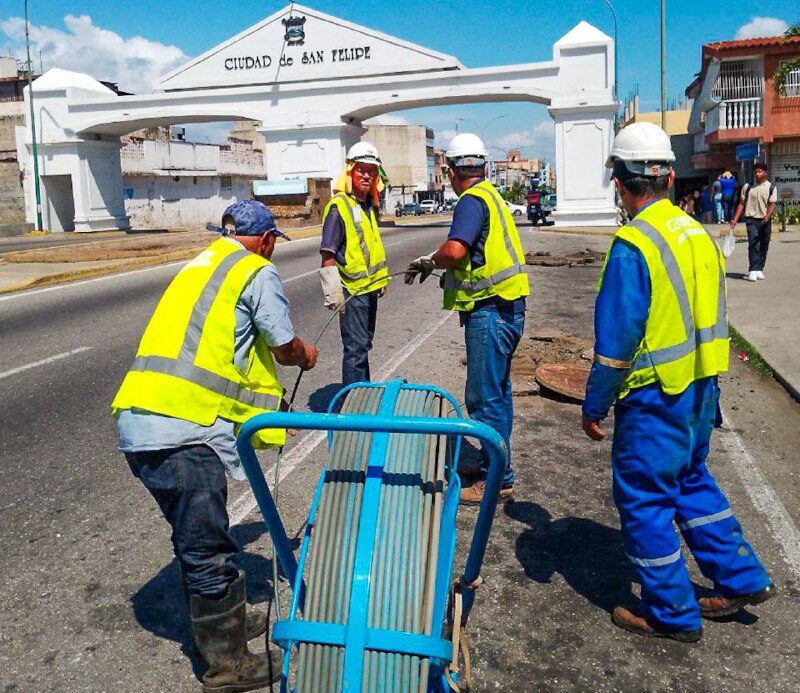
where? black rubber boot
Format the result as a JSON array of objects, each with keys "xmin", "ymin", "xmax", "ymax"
[{"xmin": 190, "ymin": 574, "xmax": 281, "ymax": 692}]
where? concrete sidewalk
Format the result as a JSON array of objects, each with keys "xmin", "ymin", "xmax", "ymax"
[{"xmin": 725, "ymin": 228, "xmax": 800, "ymax": 400}]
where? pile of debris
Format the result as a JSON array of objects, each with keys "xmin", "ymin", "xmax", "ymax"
[
  {"xmin": 511, "ymin": 328, "xmax": 593, "ymax": 400},
  {"xmin": 524, "ymin": 249, "xmax": 606, "ymax": 267}
]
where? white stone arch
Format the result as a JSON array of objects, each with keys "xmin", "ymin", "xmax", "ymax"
[{"xmin": 20, "ymin": 4, "xmax": 617, "ymax": 230}]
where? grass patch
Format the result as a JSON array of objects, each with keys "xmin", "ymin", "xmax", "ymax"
[{"xmin": 729, "ymin": 323, "xmax": 773, "ymax": 377}]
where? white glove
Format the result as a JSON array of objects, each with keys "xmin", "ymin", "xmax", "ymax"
[
  {"xmin": 404, "ymin": 252, "xmax": 437, "ymax": 284},
  {"xmin": 318, "ymin": 266, "xmax": 345, "ymax": 312}
]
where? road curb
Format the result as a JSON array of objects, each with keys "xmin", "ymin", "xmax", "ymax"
[{"xmin": 729, "ymin": 319, "xmax": 800, "ymax": 404}]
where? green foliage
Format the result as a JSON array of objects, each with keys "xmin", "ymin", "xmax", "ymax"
[
  {"xmin": 774, "ymin": 57, "xmax": 800, "ymax": 96},
  {"xmin": 500, "ymin": 182, "xmax": 527, "ymax": 204},
  {"xmin": 729, "ymin": 324, "xmax": 773, "ymax": 378},
  {"xmin": 775, "ymin": 203, "xmax": 800, "ymax": 225},
  {"xmin": 784, "ymin": 23, "xmax": 800, "ymax": 38}
]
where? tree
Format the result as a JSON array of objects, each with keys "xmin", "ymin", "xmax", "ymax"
[
  {"xmin": 774, "ymin": 24, "xmax": 800, "ymax": 96},
  {"xmin": 500, "ymin": 182, "xmax": 526, "ymax": 204}
]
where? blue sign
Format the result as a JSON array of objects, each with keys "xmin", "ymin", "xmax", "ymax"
[{"xmin": 735, "ymin": 142, "xmax": 759, "ymax": 162}]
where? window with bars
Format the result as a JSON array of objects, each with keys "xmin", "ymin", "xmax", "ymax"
[
  {"xmin": 779, "ymin": 61, "xmax": 800, "ymax": 97},
  {"xmin": 711, "ymin": 59, "xmax": 763, "ymax": 100}
]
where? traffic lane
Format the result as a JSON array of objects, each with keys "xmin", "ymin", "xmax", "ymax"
[
  {"xmin": 0, "ymin": 227, "xmax": 462, "ymax": 691},
  {"xmin": 0, "ymin": 227, "xmax": 420, "ymax": 373}
]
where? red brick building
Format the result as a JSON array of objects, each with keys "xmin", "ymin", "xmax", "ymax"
[{"xmin": 686, "ymin": 34, "xmax": 800, "ymax": 201}]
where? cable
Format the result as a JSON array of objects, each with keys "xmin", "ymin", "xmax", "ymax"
[{"xmin": 268, "ymin": 268, "xmax": 442, "ymax": 621}]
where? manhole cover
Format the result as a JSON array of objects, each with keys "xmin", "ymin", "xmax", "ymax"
[{"xmin": 535, "ymin": 363, "xmax": 591, "ymax": 401}]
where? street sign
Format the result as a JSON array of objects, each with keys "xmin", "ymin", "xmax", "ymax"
[{"xmin": 735, "ymin": 142, "xmax": 759, "ymax": 162}]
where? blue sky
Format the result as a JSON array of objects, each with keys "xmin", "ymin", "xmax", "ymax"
[{"xmin": 1, "ymin": 1, "xmax": 797, "ymax": 159}]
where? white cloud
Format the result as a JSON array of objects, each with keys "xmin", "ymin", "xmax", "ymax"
[
  {"xmin": 0, "ymin": 14, "xmax": 187, "ymax": 93},
  {"xmin": 734, "ymin": 17, "xmax": 788, "ymax": 40},
  {"xmin": 434, "ymin": 129, "xmax": 458, "ymax": 148},
  {"xmin": 363, "ymin": 113, "xmax": 411, "ymax": 126},
  {"xmin": 491, "ymin": 120, "xmax": 554, "ymax": 155}
]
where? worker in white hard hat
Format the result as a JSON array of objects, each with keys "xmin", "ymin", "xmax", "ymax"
[
  {"xmin": 404, "ymin": 132, "xmax": 530, "ymax": 505},
  {"xmin": 582, "ymin": 121, "xmax": 773, "ymax": 641},
  {"xmin": 318, "ymin": 141, "xmax": 391, "ymax": 385}
]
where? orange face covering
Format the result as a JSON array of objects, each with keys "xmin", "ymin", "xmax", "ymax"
[{"xmin": 333, "ymin": 162, "xmax": 385, "ymax": 207}]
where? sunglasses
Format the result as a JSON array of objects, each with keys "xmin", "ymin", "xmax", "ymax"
[{"xmin": 206, "ymin": 224, "xmax": 291, "ymax": 241}]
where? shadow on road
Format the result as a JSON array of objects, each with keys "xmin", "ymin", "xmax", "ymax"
[
  {"xmin": 130, "ymin": 521, "xmax": 277, "ymax": 677},
  {"xmin": 307, "ymin": 382, "xmax": 344, "ymax": 413},
  {"xmin": 505, "ymin": 500, "xmax": 636, "ymax": 613}
]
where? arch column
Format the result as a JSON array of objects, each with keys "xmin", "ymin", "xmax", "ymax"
[
  {"xmin": 548, "ymin": 101, "xmax": 617, "ymax": 227},
  {"xmin": 259, "ymin": 122, "xmax": 365, "ymax": 181}
]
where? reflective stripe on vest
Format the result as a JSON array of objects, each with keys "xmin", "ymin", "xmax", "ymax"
[
  {"xmin": 443, "ymin": 185, "xmax": 524, "ymax": 291},
  {"xmin": 128, "ymin": 354, "xmax": 280, "ymax": 411},
  {"xmin": 628, "ymin": 217, "xmax": 728, "ymax": 372},
  {"xmin": 331, "ymin": 194, "xmax": 387, "ymax": 281}
]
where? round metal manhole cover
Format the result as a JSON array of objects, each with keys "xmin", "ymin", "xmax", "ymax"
[{"xmin": 535, "ymin": 363, "xmax": 591, "ymax": 401}]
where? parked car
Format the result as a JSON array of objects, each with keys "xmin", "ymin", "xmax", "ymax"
[
  {"xmin": 419, "ymin": 199, "xmax": 439, "ymax": 214},
  {"xmin": 396, "ymin": 202, "xmax": 422, "ymax": 217},
  {"xmin": 443, "ymin": 199, "xmax": 457, "ymax": 212},
  {"xmin": 505, "ymin": 201, "xmax": 526, "ymax": 217}
]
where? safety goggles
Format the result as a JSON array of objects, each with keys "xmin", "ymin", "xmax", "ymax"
[{"xmin": 206, "ymin": 224, "xmax": 292, "ymax": 241}]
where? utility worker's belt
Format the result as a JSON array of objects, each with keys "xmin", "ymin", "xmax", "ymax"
[
  {"xmin": 111, "ymin": 238, "xmax": 285, "ymax": 448},
  {"xmin": 443, "ymin": 180, "xmax": 530, "ymax": 312},
  {"xmin": 597, "ymin": 200, "xmax": 729, "ymax": 399},
  {"xmin": 324, "ymin": 193, "xmax": 390, "ymax": 294}
]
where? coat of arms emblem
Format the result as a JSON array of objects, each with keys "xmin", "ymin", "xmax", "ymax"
[{"xmin": 282, "ymin": 15, "xmax": 306, "ymax": 46}]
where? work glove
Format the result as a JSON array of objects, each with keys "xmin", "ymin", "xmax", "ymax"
[
  {"xmin": 404, "ymin": 252, "xmax": 436, "ymax": 285},
  {"xmin": 318, "ymin": 266, "xmax": 345, "ymax": 312}
]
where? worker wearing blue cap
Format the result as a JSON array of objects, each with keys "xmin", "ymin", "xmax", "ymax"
[{"xmin": 112, "ymin": 200, "xmax": 317, "ymax": 691}]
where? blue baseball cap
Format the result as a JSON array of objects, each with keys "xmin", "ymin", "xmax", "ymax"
[{"xmin": 206, "ymin": 200, "xmax": 291, "ymax": 240}]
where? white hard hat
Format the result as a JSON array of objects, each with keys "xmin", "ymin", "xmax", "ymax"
[
  {"xmin": 347, "ymin": 141, "xmax": 381, "ymax": 167},
  {"xmin": 606, "ymin": 122, "xmax": 675, "ymax": 176},
  {"xmin": 446, "ymin": 133, "xmax": 488, "ymax": 166}
]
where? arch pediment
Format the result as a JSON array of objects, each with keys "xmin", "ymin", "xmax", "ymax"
[{"xmin": 158, "ymin": 4, "xmax": 461, "ymax": 92}]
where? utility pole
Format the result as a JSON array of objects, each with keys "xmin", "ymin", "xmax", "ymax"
[
  {"xmin": 660, "ymin": 0, "xmax": 667, "ymax": 131},
  {"xmin": 25, "ymin": 0, "xmax": 43, "ymax": 231},
  {"xmin": 600, "ymin": 0, "xmax": 619, "ymax": 131}
]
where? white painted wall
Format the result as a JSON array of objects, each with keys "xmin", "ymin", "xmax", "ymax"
[{"xmin": 122, "ymin": 175, "xmax": 252, "ymax": 229}]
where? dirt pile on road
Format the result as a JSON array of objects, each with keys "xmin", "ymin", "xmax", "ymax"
[
  {"xmin": 2, "ymin": 232, "xmax": 216, "ymax": 264},
  {"xmin": 512, "ymin": 328, "xmax": 593, "ymax": 397},
  {"xmin": 525, "ymin": 249, "xmax": 606, "ymax": 267}
]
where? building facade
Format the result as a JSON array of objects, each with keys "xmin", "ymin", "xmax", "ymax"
[{"xmin": 686, "ymin": 34, "xmax": 800, "ymax": 202}]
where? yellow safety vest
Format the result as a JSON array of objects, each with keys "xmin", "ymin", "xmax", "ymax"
[
  {"xmin": 323, "ymin": 193, "xmax": 390, "ymax": 294},
  {"xmin": 443, "ymin": 180, "xmax": 530, "ymax": 311},
  {"xmin": 111, "ymin": 237, "xmax": 285, "ymax": 448},
  {"xmin": 597, "ymin": 198, "xmax": 729, "ymax": 399}
]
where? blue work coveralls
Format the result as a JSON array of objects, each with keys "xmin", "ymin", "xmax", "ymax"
[{"xmin": 584, "ymin": 202, "xmax": 770, "ymax": 632}]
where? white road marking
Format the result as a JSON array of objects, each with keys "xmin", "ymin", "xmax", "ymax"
[
  {"xmin": 0, "ymin": 346, "xmax": 92, "ymax": 380},
  {"xmin": 229, "ymin": 310, "xmax": 455, "ymax": 526},
  {"xmin": 719, "ymin": 406, "xmax": 800, "ymax": 580}
]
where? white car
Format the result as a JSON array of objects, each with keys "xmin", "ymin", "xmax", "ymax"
[
  {"xmin": 419, "ymin": 199, "xmax": 439, "ymax": 214},
  {"xmin": 505, "ymin": 201, "xmax": 526, "ymax": 217}
]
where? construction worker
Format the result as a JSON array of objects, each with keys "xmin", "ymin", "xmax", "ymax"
[
  {"xmin": 111, "ymin": 200, "xmax": 318, "ymax": 691},
  {"xmin": 582, "ymin": 122, "xmax": 774, "ymax": 641},
  {"xmin": 404, "ymin": 133, "xmax": 529, "ymax": 505},
  {"xmin": 318, "ymin": 141, "xmax": 391, "ymax": 386}
]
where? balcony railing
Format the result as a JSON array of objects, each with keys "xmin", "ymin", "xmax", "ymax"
[{"xmin": 718, "ymin": 97, "xmax": 762, "ymax": 130}]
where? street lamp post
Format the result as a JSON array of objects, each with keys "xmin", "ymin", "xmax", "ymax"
[
  {"xmin": 600, "ymin": 0, "xmax": 619, "ymax": 130},
  {"xmin": 481, "ymin": 114, "xmax": 507, "ymax": 140},
  {"xmin": 24, "ymin": 0, "xmax": 43, "ymax": 231},
  {"xmin": 660, "ymin": 0, "xmax": 667, "ymax": 130}
]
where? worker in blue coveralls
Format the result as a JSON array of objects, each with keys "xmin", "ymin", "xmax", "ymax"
[
  {"xmin": 582, "ymin": 122, "xmax": 774, "ymax": 642},
  {"xmin": 404, "ymin": 133, "xmax": 529, "ymax": 506}
]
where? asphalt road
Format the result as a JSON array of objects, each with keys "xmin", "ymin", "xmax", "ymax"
[
  {"xmin": 1, "ymin": 223, "xmax": 798, "ymax": 692},
  {"xmin": 0, "ymin": 230, "xmax": 177, "ymax": 255}
]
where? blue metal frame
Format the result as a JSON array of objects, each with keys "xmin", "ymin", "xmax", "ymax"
[{"xmin": 235, "ymin": 379, "xmax": 508, "ymax": 692}]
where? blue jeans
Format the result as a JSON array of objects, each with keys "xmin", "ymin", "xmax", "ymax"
[
  {"xmin": 613, "ymin": 378, "xmax": 770, "ymax": 631},
  {"xmin": 463, "ymin": 305, "xmax": 525, "ymax": 488},
  {"xmin": 339, "ymin": 289, "xmax": 379, "ymax": 386},
  {"xmin": 713, "ymin": 193, "xmax": 724, "ymax": 222},
  {"xmin": 745, "ymin": 217, "xmax": 771, "ymax": 272},
  {"xmin": 722, "ymin": 196, "xmax": 735, "ymax": 223},
  {"xmin": 126, "ymin": 445, "xmax": 240, "ymax": 597}
]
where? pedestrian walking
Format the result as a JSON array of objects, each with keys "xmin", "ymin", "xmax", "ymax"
[
  {"xmin": 111, "ymin": 200, "xmax": 319, "ymax": 691},
  {"xmin": 318, "ymin": 142, "xmax": 391, "ymax": 386},
  {"xmin": 712, "ymin": 174, "xmax": 724, "ymax": 222},
  {"xmin": 730, "ymin": 160, "xmax": 778, "ymax": 282},
  {"xmin": 404, "ymin": 133, "xmax": 529, "ymax": 505},
  {"xmin": 720, "ymin": 171, "xmax": 737, "ymax": 222},
  {"xmin": 582, "ymin": 122, "xmax": 774, "ymax": 643}
]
